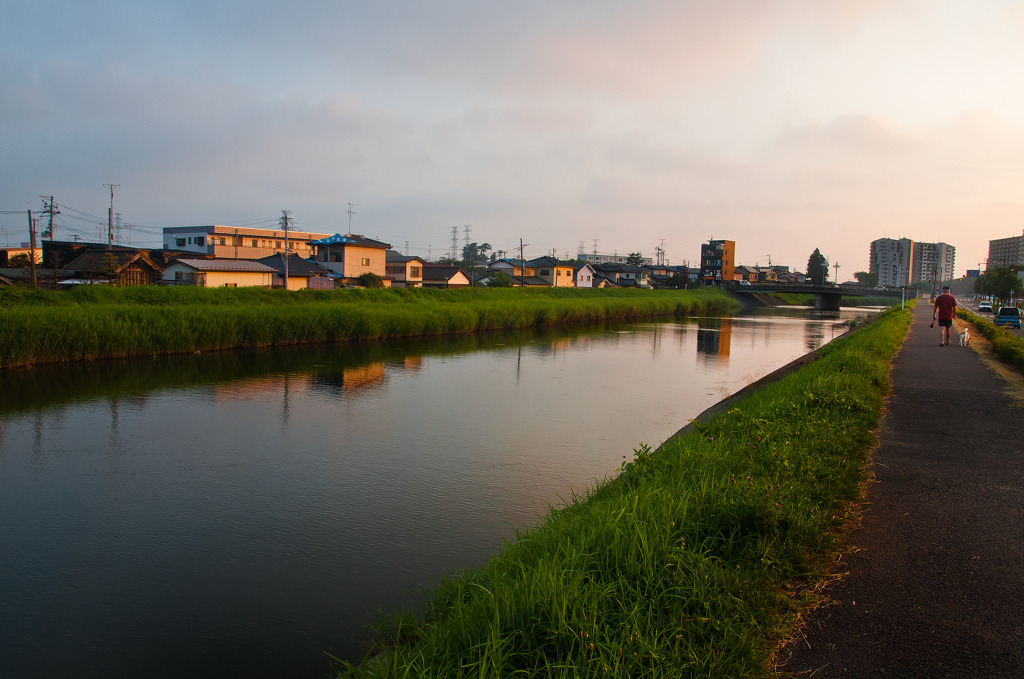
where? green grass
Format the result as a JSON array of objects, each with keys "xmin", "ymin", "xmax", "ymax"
[
  {"xmin": 958, "ymin": 308, "xmax": 1024, "ymax": 374},
  {"xmin": 333, "ymin": 305, "xmax": 912, "ymax": 678},
  {"xmin": 0, "ymin": 287, "xmax": 739, "ymax": 368}
]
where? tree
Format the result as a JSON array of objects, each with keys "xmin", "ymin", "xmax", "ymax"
[
  {"xmin": 356, "ymin": 272, "xmax": 385, "ymax": 288},
  {"xmin": 461, "ymin": 242, "xmax": 493, "ymax": 266},
  {"xmin": 974, "ymin": 267, "xmax": 1023, "ymax": 303},
  {"xmin": 626, "ymin": 252, "xmax": 644, "ymax": 266},
  {"xmin": 807, "ymin": 249, "xmax": 829, "ymax": 285},
  {"xmin": 7, "ymin": 253, "xmax": 32, "ymax": 268},
  {"xmin": 854, "ymin": 271, "xmax": 878, "ymax": 287},
  {"xmin": 485, "ymin": 271, "xmax": 514, "ymax": 287}
]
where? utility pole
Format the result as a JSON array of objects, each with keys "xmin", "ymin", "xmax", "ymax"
[
  {"xmin": 281, "ymin": 210, "xmax": 292, "ymax": 290},
  {"xmin": 26, "ymin": 210, "xmax": 38, "ymax": 288},
  {"xmin": 519, "ymin": 238, "xmax": 529, "ymax": 287},
  {"xmin": 104, "ymin": 183, "xmax": 119, "ymax": 247},
  {"xmin": 39, "ymin": 196, "xmax": 59, "ymax": 240},
  {"xmin": 347, "ymin": 203, "xmax": 355, "ymax": 233}
]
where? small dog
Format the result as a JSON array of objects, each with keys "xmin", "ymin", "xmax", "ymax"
[{"xmin": 959, "ymin": 328, "xmax": 971, "ymax": 346}]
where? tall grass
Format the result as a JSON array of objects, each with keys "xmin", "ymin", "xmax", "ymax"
[
  {"xmin": 0, "ymin": 287, "xmax": 738, "ymax": 368},
  {"xmin": 335, "ymin": 305, "xmax": 912, "ymax": 678}
]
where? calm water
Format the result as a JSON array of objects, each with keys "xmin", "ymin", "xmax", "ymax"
[{"xmin": 0, "ymin": 308, "xmax": 872, "ymax": 678}]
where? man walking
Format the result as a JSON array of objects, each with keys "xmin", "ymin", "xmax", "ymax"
[{"xmin": 932, "ymin": 285, "xmax": 957, "ymax": 345}]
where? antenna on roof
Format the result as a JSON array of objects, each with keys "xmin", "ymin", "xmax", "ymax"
[{"xmin": 347, "ymin": 203, "xmax": 356, "ymax": 234}]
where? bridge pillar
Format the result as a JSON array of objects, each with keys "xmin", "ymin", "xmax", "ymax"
[{"xmin": 814, "ymin": 292, "xmax": 843, "ymax": 311}]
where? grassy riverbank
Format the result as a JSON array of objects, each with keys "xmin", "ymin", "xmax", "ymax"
[
  {"xmin": 335, "ymin": 305, "xmax": 912, "ymax": 678},
  {"xmin": 0, "ymin": 286, "xmax": 738, "ymax": 369}
]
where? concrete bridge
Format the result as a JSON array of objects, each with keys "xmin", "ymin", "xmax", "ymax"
[{"xmin": 726, "ymin": 283, "xmax": 909, "ymax": 311}]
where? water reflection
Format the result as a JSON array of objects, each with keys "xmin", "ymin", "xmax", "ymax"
[{"xmin": 0, "ymin": 309, "xmax": 876, "ymax": 679}]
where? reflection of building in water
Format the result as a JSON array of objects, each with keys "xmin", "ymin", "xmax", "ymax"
[
  {"xmin": 805, "ymin": 322, "xmax": 826, "ymax": 353},
  {"xmin": 311, "ymin": 362, "xmax": 386, "ymax": 396},
  {"xmin": 214, "ymin": 376, "xmax": 312, "ymax": 402},
  {"xmin": 404, "ymin": 356, "xmax": 422, "ymax": 371},
  {"xmin": 696, "ymin": 318, "xmax": 732, "ymax": 358}
]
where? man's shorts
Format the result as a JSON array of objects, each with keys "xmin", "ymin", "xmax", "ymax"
[{"xmin": 938, "ymin": 319, "xmax": 953, "ymax": 327}]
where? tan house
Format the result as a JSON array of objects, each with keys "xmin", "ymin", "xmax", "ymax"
[
  {"xmin": 309, "ymin": 233, "xmax": 392, "ymax": 286},
  {"xmin": 385, "ymin": 251, "xmax": 426, "ymax": 287},
  {"xmin": 162, "ymin": 258, "xmax": 276, "ymax": 287},
  {"xmin": 528, "ymin": 256, "xmax": 575, "ymax": 287}
]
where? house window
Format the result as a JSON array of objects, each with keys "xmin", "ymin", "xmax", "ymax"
[
  {"xmin": 361, "ymin": 257, "xmax": 370, "ymax": 266},
  {"xmin": 175, "ymin": 238, "xmax": 186, "ymax": 247},
  {"xmin": 541, "ymin": 269, "xmax": 550, "ymax": 276},
  {"xmin": 276, "ymin": 241, "xmax": 282, "ymax": 248},
  {"xmin": 410, "ymin": 266, "xmax": 421, "ymax": 277},
  {"xmin": 251, "ymin": 239, "xmax": 258, "ymax": 247},
  {"xmin": 195, "ymin": 237, "xmax": 205, "ymax": 247}
]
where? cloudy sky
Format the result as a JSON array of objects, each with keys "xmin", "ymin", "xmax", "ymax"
[{"xmin": 3, "ymin": 1, "xmax": 1023, "ymax": 275}]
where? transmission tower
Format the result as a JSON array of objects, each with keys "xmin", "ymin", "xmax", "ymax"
[{"xmin": 450, "ymin": 226, "xmax": 460, "ymax": 260}]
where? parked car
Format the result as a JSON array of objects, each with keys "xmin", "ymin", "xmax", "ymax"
[
  {"xmin": 978, "ymin": 301, "xmax": 992, "ymax": 312},
  {"xmin": 994, "ymin": 306, "xmax": 1021, "ymax": 329}
]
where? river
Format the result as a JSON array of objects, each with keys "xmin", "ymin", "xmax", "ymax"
[{"xmin": 0, "ymin": 307, "xmax": 877, "ymax": 678}]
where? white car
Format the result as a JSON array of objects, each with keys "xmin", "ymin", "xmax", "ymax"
[{"xmin": 978, "ymin": 301, "xmax": 992, "ymax": 312}]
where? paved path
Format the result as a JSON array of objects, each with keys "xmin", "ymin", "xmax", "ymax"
[{"xmin": 779, "ymin": 302, "xmax": 1024, "ymax": 678}]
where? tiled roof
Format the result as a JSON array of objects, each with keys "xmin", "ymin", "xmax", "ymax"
[
  {"xmin": 308, "ymin": 233, "xmax": 391, "ymax": 249},
  {"xmin": 422, "ymin": 263, "xmax": 467, "ymax": 281},
  {"xmin": 171, "ymin": 258, "xmax": 277, "ymax": 273},
  {"xmin": 256, "ymin": 253, "xmax": 331, "ymax": 276}
]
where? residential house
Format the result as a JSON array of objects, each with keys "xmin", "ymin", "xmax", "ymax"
[
  {"xmin": 308, "ymin": 233, "xmax": 392, "ymax": 286},
  {"xmin": 572, "ymin": 262, "xmax": 596, "ymax": 288},
  {"xmin": 62, "ymin": 248, "xmax": 164, "ymax": 286},
  {"xmin": 593, "ymin": 262, "xmax": 650, "ymax": 288},
  {"xmin": 422, "ymin": 263, "xmax": 471, "ymax": 288},
  {"xmin": 733, "ymin": 265, "xmax": 754, "ymax": 282},
  {"xmin": 528, "ymin": 256, "xmax": 575, "ymax": 287},
  {"xmin": 485, "ymin": 259, "xmax": 549, "ymax": 286},
  {"xmin": 162, "ymin": 258, "xmax": 276, "ymax": 287},
  {"xmin": 385, "ymin": 251, "xmax": 426, "ymax": 288},
  {"xmin": 256, "ymin": 252, "xmax": 335, "ymax": 290}
]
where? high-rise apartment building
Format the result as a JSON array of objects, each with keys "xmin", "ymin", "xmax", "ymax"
[
  {"xmin": 869, "ymin": 238, "xmax": 914, "ymax": 287},
  {"xmin": 870, "ymin": 237, "xmax": 956, "ymax": 286},
  {"xmin": 913, "ymin": 241, "xmax": 956, "ymax": 285},
  {"xmin": 987, "ymin": 230, "xmax": 1024, "ymax": 270}
]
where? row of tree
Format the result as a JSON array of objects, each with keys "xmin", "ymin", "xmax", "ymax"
[{"xmin": 974, "ymin": 266, "xmax": 1023, "ymax": 303}]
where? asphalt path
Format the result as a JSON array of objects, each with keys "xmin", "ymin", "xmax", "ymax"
[{"xmin": 778, "ymin": 302, "xmax": 1024, "ymax": 678}]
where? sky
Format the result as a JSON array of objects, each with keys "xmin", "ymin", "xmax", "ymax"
[{"xmin": 3, "ymin": 0, "xmax": 1024, "ymax": 277}]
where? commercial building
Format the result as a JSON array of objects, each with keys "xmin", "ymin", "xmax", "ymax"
[
  {"xmin": 163, "ymin": 225, "xmax": 331, "ymax": 260},
  {"xmin": 699, "ymin": 239, "xmax": 735, "ymax": 285},
  {"xmin": 577, "ymin": 252, "xmax": 653, "ymax": 266}
]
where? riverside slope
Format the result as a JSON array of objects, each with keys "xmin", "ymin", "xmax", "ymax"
[{"xmin": 779, "ymin": 302, "xmax": 1024, "ymax": 677}]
